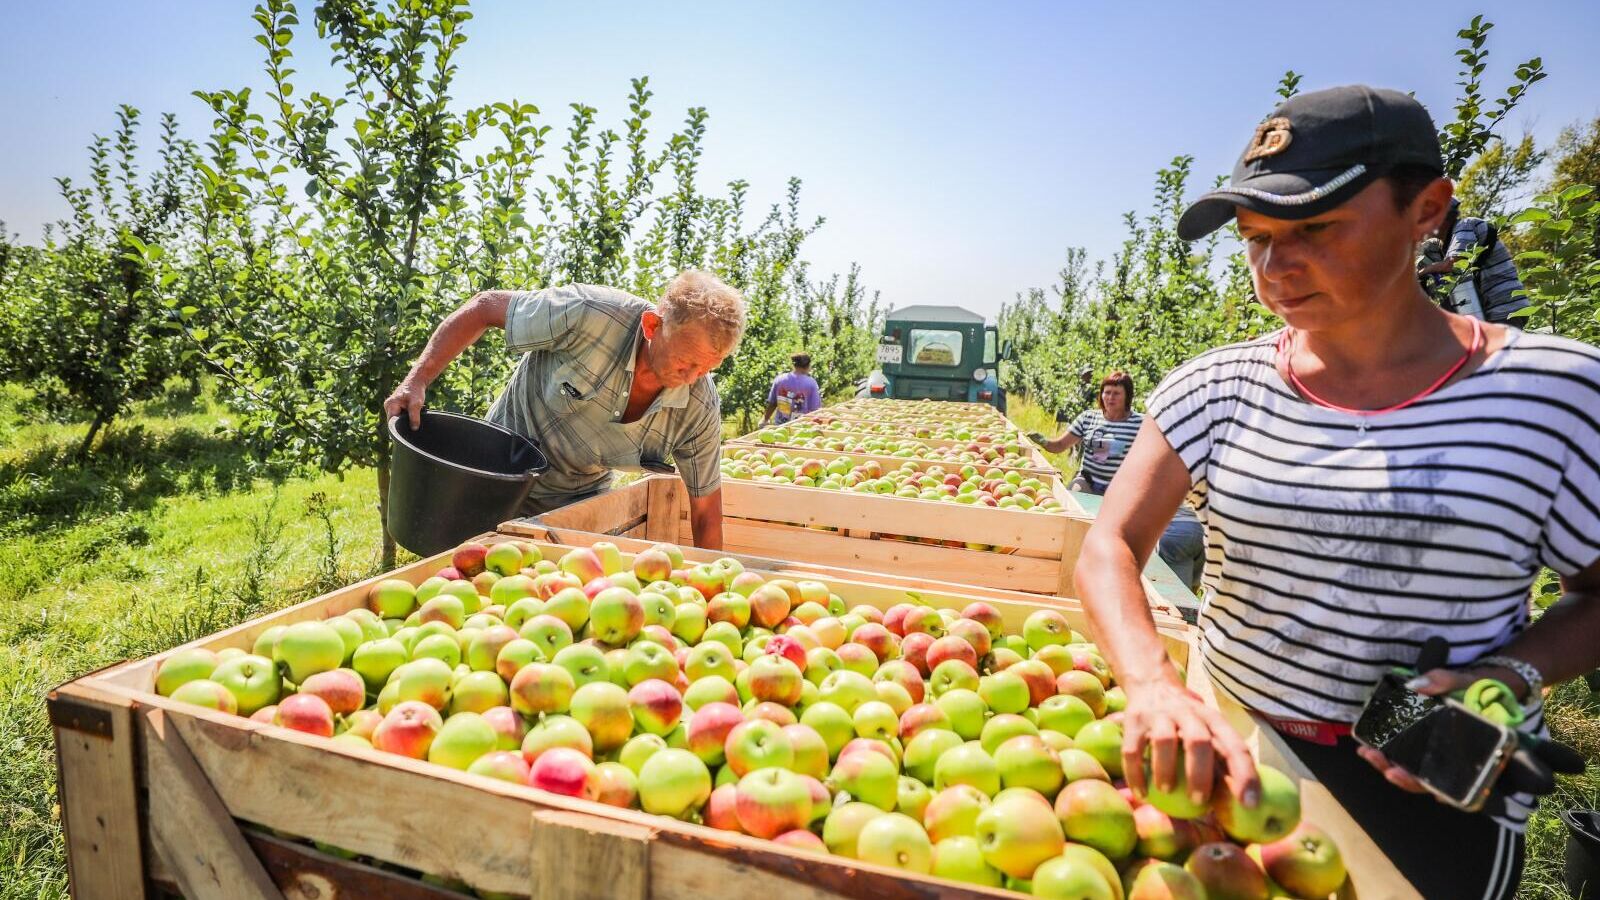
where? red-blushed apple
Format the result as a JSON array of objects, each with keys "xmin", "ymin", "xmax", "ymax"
[
  {"xmin": 1213, "ymin": 764, "xmax": 1300, "ymax": 844},
  {"xmin": 297, "ymin": 669, "xmax": 365, "ymax": 716},
  {"xmin": 435, "ymin": 566, "xmax": 463, "ymax": 581},
  {"xmin": 1055, "ymin": 778, "xmax": 1137, "ymax": 859},
  {"xmin": 339, "ymin": 708, "xmax": 383, "ymax": 741},
  {"xmin": 372, "ymin": 701, "xmax": 444, "ymax": 758},
  {"xmin": 589, "ymin": 760, "xmax": 639, "ymax": 808},
  {"xmin": 368, "ymin": 579, "xmax": 418, "ymax": 619},
  {"xmin": 849, "ymin": 604, "xmax": 884, "ymax": 626},
  {"xmin": 558, "ymin": 547, "xmax": 605, "ymax": 585},
  {"xmin": 835, "ymin": 642, "xmax": 880, "ymax": 678},
  {"xmin": 449, "ymin": 670, "xmax": 510, "ymax": 715},
  {"xmin": 725, "ymin": 717, "xmax": 795, "ymax": 776},
  {"xmin": 774, "ymin": 830, "xmax": 826, "ymax": 853},
  {"xmin": 747, "ymin": 583, "xmax": 792, "ymax": 629},
  {"xmin": 823, "ymin": 801, "xmax": 886, "ymax": 858},
  {"xmin": 851, "ymin": 623, "xmax": 898, "ymax": 663},
  {"xmin": 1135, "ymin": 803, "xmax": 1194, "ymax": 862},
  {"xmin": 415, "ymin": 595, "xmax": 467, "ymax": 632},
  {"xmin": 764, "ymin": 634, "xmax": 807, "ymax": 669},
  {"xmin": 781, "ymin": 723, "xmax": 830, "ymax": 779},
  {"xmin": 533, "ymin": 571, "xmax": 582, "ymax": 601},
  {"xmin": 632, "ymin": 548, "xmax": 673, "ymax": 584},
  {"xmin": 494, "ymin": 638, "xmax": 542, "ymax": 684},
  {"xmin": 1059, "ymin": 748, "xmax": 1112, "ymax": 784},
  {"xmin": 945, "ymin": 617, "xmax": 994, "ymax": 658},
  {"xmin": 705, "ymin": 783, "xmax": 742, "ymax": 831},
  {"xmin": 686, "ymin": 565, "xmax": 725, "ymax": 601},
  {"xmin": 990, "ymin": 647, "xmax": 1024, "ymax": 671},
  {"xmin": 882, "ymin": 603, "xmax": 916, "ymax": 636},
  {"xmin": 874, "ymin": 659, "xmax": 926, "ymax": 704},
  {"xmin": 628, "ymin": 678, "xmax": 684, "ymax": 736},
  {"xmin": 471, "ymin": 571, "xmax": 501, "ymax": 598},
  {"xmin": 1259, "ymin": 822, "xmax": 1346, "ymax": 898},
  {"xmin": 250, "ymin": 705, "xmax": 278, "ymax": 724},
  {"xmin": 527, "ymin": 746, "xmax": 597, "ymax": 799},
  {"xmin": 687, "ymin": 702, "xmax": 745, "ymax": 766},
  {"xmin": 588, "ymin": 588, "xmax": 644, "ymax": 645},
  {"xmin": 638, "ymin": 747, "xmax": 712, "ymax": 818},
  {"xmin": 569, "ymin": 681, "xmax": 633, "ymax": 752},
  {"xmin": 170, "ymin": 679, "xmax": 239, "ymax": 715},
  {"xmin": 748, "ymin": 701, "xmax": 797, "ymax": 727},
  {"xmin": 898, "ymin": 631, "xmax": 935, "ymax": 677},
  {"xmin": 1070, "ymin": 647, "xmax": 1114, "ymax": 689},
  {"xmin": 452, "ymin": 542, "xmax": 489, "ymax": 577},
  {"xmin": 747, "ymin": 655, "xmax": 804, "ymax": 706},
  {"xmin": 1009, "ymin": 659, "xmax": 1058, "ymax": 707},
  {"xmin": 467, "ymin": 749, "xmax": 531, "ymax": 784},
  {"xmin": 735, "ymin": 767, "xmax": 813, "ymax": 838},
  {"xmin": 827, "ymin": 744, "xmax": 899, "ymax": 810},
  {"xmin": 1184, "ymin": 841, "xmax": 1269, "ymax": 900},
  {"xmin": 1124, "ymin": 859, "xmax": 1207, "ymax": 900},
  {"xmin": 706, "ymin": 591, "xmax": 752, "ymax": 630},
  {"xmin": 1056, "ymin": 669, "xmax": 1109, "ymax": 717},
  {"xmin": 465, "ymin": 625, "xmax": 520, "ymax": 673},
  {"xmin": 898, "ymin": 703, "xmax": 952, "ymax": 742},
  {"xmin": 900, "ymin": 606, "xmax": 944, "ymax": 638},
  {"xmin": 509, "ymin": 662, "xmax": 575, "ymax": 716},
  {"xmin": 274, "ymin": 692, "xmax": 335, "ymax": 737},
  {"xmin": 480, "ymin": 705, "xmax": 527, "ymax": 751}
]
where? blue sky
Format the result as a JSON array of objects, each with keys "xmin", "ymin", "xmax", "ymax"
[{"xmin": 3, "ymin": 1, "xmax": 1597, "ymax": 320}]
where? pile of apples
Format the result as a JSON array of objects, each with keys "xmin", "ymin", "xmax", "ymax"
[
  {"xmin": 793, "ymin": 416, "xmax": 1028, "ymax": 445},
  {"xmin": 828, "ymin": 399, "xmax": 1010, "ymax": 426},
  {"xmin": 722, "ymin": 448, "xmax": 1065, "ymax": 513},
  {"xmin": 751, "ymin": 427, "xmax": 1036, "ymax": 468},
  {"xmin": 155, "ymin": 540, "xmax": 1346, "ymax": 899}
]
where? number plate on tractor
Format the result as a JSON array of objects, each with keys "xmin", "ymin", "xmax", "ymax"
[{"xmin": 875, "ymin": 344, "xmax": 903, "ymax": 364}]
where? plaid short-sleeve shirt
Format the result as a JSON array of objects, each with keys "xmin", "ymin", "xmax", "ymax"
[{"xmin": 485, "ymin": 284, "xmax": 724, "ymax": 513}]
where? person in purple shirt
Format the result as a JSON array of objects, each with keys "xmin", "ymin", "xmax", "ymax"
[{"xmin": 761, "ymin": 353, "xmax": 822, "ymax": 425}]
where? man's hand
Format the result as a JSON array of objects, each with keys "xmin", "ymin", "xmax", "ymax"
[
  {"xmin": 385, "ymin": 379, "xmax": 427, "ymax": 430},
  {"xmin": 1027, "ymin": 431, "xmax": 1048, "ymax": 445}
]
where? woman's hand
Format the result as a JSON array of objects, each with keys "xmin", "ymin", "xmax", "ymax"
[
  {"xmin": 1122, "ymin": 678, "xmax": 1261, "ymax": 808},
  {"xmin": 1356, "ymin": 664, "xmax": 1529, "ymax": 793}
]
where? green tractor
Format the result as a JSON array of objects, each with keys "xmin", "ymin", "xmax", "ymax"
[{"xmin": 862, "ymin": 305, "xmax": 1012, "ymax": 411}]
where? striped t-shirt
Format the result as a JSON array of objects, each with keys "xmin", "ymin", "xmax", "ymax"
[
  {"xmin": 1148, "ymin": 329, "xmax": 1600, "ymax": 828},
  {"xmin": 1069, "ymin": 409, "xmax": 1144, "ymax": 490},
  {"xmin": 1449, "ymin": 218, "xmax": 1529, "ymax": 322}
]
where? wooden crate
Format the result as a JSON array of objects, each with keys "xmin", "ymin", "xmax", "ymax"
[
  {"xmin": 52, "ymin": 534, "xmax": 1202, "ymax": 900},
  {"xmin": 723, "ymin": 440, "xmax": 1064, "ymax": 484},
  {"xmin": 731, "ymin": 429, "xmax": 1050, "ymax": 472},
  {"xmin": 519, "ymin": 476, "xmax": 1200, "ymax": 621}
]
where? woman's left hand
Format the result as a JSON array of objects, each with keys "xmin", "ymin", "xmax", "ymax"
[{"xmin": 1355, "ymin": 665, "xmax": 1528, "ymax": 792}]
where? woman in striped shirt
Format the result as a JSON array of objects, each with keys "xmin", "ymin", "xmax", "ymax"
[
  {"xmin": 1033, "ymin": 370, "xmax": 1144, "ymax": 494},
  {"xmin": 1077, "ymin": 85, "xmax": 1600, "ymax": 898}
]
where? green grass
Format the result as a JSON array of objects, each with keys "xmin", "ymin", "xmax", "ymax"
[{"xmin": 0, "ymin": 382, "xmax": 1593, "ymax": 898}]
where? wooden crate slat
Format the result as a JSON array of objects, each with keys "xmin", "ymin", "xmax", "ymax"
[
  {"xmin": 531, "ymin": 810, "xmax": 652, "ymax": 900},
  {"xmin": 140, "ymin": 707, "xmax": 281, "ymax": 900},
  {"xmin": 48, "ymin": 681, "xmax": 150, "ymax": 900},
  {"xmin": 721, "ymin": 480, "xmax": 1076, "ymax": 554},
  {"xmin": 245, "ymin": 829, "xmax": 473, "ymax": 900}
]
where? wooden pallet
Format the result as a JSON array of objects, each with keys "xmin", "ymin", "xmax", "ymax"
[{"xmin": 52, "ymin": 534, "xmax": 1208, "ymax": 900}]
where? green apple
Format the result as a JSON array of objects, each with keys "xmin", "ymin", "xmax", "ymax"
[
  {"xmin": 924, "ymin": 784, "xmax": 990, "ymax": 842},
  {"xmin": 903, "ymin": 728, "xmax": 963, "ymax": 785},
  {"xmin": 974, "ymin": 791, "xmax": 1065, "ymax": 880},
  {"xmin": 1213, "ymin": 763, "xmax": 1300, "ymax": 844},
  {"xmin": 994, "ymin": 735, "xmax": 1064, "ymax": 798},
  {"xmin": 827, "ymin": 745, "xmax": 898, "ymax": 810},
  {"xmin": 542, "ymin": 587, "xmax": 591, "ymax": 633},
  {"xmin": 273, "ymin": 621, "xmax": 345, "ymax": 684},
  {"xmin": 856, "ymin": 812, "xmax": 933, "ymax": 873},
  {"xmin": 897, "ymin": 775, "xmax": 933, "ymax": 820},
  {"xmin": 682, "ymin": 675, "xmax": 739, "ymax": 710},
  {"xmin": 800, "ymin": 701, "xmax": 855, "ymax": 760},
  {"xmin": 980, "ymin": 713, "xmax": 1039, "ymax": 755},
  {"xmin": 551, "ymin": 643, "xmax": 609, "ymax": 688},
  {"xmin": 209, "ymin": 653, "xmax": 281, "ymax": 716},
  {"xmin": 931, "ymin": 836, "xmax": 1004, "ymax": 887},
  {"xmin": 520, "ymin": 714, "xmax": 593, "ymax": 763},
  {"xmin": 935, "ymin": 689, "xmax": 988, "ymax": 740},
  {"xmin": 570, "ymin": 681, "xmax": 633, "ymax": 752},
  {"xmin": 933, "ymin": 741, "xmax": 1000, "ymax": 796},
  {"xmin": 619, "ymin": 733, "xmax": 669, "ymax": 775},
  {"xmin": 1054, "ymin": 778, "xmax": 1137, "ymax": 859},
  {"xmin": 171, "ymin": 679, "xmax": 239, "ymax": 714},
  {"xmin": 817, "ymin": 670, "xmax": 877, "ymax": 713},
  {"xmin": 821, "ymin": 801, "xmax": 883, "ymax": 858},
  {"xmin": 1030, "ymin": 849, "xmax": 1118, "ymax": 899},
  {"xmin": 1073, "ymin": 719, "xmax": 1124, "ymax": 777},
  {"xmin": 977, "ymin": 671, "xmax": 1030, "ymax": 715},
  {"xmin": 412, "ymin": 633, "xmax": 462, "ymax": 668},
  {"xmin": 670, "ymin": 601, "xmax": 707, "ymax": 645},
  {"xmin": 638, "ymin": 748, "xmax": 712, "ymax": 818},
  {"xmin": 427, "ymin": 711, "xmax": 498, "ymax": 770},
  {"xmin": 929, "ymin": 659, "xmax": 981, "ymax": 697},
  {"xmin": 449, "ymin": 670, "xmax": 509, "ymax": 715},
  {"xmin": 155, "ymin": 648, "xmax": 219, "ymax": 697},
  {"xmin": 1035, "ymin": 694, "xmax": 1095, "ymax": 740}
]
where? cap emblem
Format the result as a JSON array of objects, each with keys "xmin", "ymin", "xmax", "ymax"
[{"xmin": 1244, "ymin": 117, "xmax": 1294, "ymax": 162}]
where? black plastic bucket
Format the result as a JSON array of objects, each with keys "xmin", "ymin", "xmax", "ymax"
[
  {"xmin": 1566, "ymin": 810, "xmax": 1600, "ymax": 900},
  {"xmin": 386, "ymin": 411, "xmax": 548, "ymax": 557}
]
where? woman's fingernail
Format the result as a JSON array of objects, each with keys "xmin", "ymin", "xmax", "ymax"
[
  {"xmin": 1243, "ymin": 786, "xmax": 1260, "ymax": 807},
  {"xmin": 1404, "ymin": 676, "xmax": 1430, "ymax": 691}
]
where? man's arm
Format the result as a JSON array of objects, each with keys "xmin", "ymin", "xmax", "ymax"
[
  {"xmin": 385, "ymin": 291, "xmax": 514, "ymax": 427},
  {"xmin": 761, "ymin": 401, "xmax": 777, "ymax": 426},
  {"xmin": 688, "ymin": 489, "xmax": 724, "ymax": 550}
]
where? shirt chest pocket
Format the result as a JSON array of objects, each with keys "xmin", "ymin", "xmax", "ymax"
[{"xmin": 540, "ymin": 363, "xmax": 600, "ymax": 422}]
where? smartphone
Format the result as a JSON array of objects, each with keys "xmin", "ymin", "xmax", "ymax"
[{"xmin": 1352, "ymin": 671, "xmax": 1517, "ymax": 812}]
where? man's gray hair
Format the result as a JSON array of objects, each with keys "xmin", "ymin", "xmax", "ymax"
[{"xmin": 659, "ymin": 270, "xmax": 746, "ymax": 351}]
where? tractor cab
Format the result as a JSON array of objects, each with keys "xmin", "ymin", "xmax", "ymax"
[{"xmin": 864, "ymin": 305, "xmax": 1010, "ymax": 411}]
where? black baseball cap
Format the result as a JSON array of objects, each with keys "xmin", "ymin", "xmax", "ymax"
[{"xmin": 1177, "ymin": 85, "xmax": 1444, "ymax": 241}]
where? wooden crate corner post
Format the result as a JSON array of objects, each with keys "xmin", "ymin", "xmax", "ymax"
[{"xmin": 531, "ymin": 809, "xmax": 654, "ymax": 900}]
